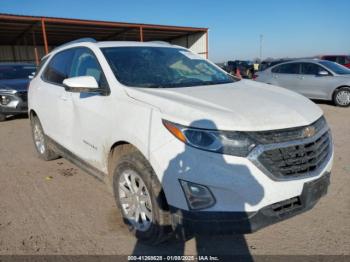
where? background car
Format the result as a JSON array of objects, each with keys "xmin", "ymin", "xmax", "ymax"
[
  {"xmin": 320, "ymin": 55, "xmax": 350, "ymax": 68},
  {"xmin": 223, "ymin": 60, "xmax": 254, "ymax": 78},
  {"xmin": 255, "ymin": 59, "xmax": 350, "ymax": 107},
  {"xmin": 0, "ymin": 63, "xmax": 36, "ymax": 121}
]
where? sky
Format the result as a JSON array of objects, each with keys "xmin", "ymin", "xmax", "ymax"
[{"xmin": 0, "ymin": 0, "xmax": 349, "ymax": 62}]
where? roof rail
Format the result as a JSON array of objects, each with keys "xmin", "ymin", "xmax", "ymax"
[
  {"xmin": 52, "ymin": 38, "xmax": 97, "ymax": 52},
  {"xmin": 148, "ymin": 40, "xmax": 172, "ymax": 46}
]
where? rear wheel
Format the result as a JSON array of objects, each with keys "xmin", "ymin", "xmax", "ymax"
[
  {"xmin": 333, "ymin": 87, "xmax": 350, "ymax": 107},
  {"xmin": 0, "ymin": 113, "xmax": 6, "ymax": 122},
  {"xmin": 110, "ymin": 145, "xmax": 172, "ymax": 245},
  {"xmin": 30, "ymin": 116, "xmax": 60, "ymax": 160}
]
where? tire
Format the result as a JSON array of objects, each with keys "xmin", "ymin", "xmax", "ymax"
[
  {"xmin": 30, "ymin": 116, "xmax": 60, "ymax": 161},
  {"xmin": 333, "ymin": 87, "xmax": 350, "ymax": 107},
  {"xmin": 110, "ymin": 145, "xmax": 172, "ymax": 245},
  {"xmin": 0, "ymin": 113, "xmax": 6, "ymax": 122}
]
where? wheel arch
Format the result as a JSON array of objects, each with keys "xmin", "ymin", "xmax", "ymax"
[
  {"xmin": 107, "ymin": 140, "xmax": 170, "ymax": 210},
  {"xmin": 29, "ymin": 109, "xmax": 38, "ymax": 120},
  {"xmin": 332, "ymin": 85, "xmax": 350, "ymax": 99}
]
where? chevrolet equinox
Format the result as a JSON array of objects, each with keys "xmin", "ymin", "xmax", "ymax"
[{"xmin": 28, "ymin": 39, "xmax": 333, "ymax": 244}]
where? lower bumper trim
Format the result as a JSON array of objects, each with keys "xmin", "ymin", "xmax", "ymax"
[
  {"xmin": 0, "ymin": 105, "xmax": 28, "ymax": 115},
  {"xmin": 170, "ymin": 172, "xmax": 330, "ymax": 235}
]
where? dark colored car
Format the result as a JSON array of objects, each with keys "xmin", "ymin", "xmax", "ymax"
[
  {"xmin": 320, "ymin": 55, "xmax": 350, "ymax": 68},
  {"xmin": 223, "ymin": 60, "xmax": 254, "ymax": 78},
  {"xmin": 0, "ymin": 63, "xmax": 36, "ymax": 121}
]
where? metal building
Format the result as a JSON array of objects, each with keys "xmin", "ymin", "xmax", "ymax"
[{"xmin": 0, "ymin": 13, "xmax": 209, "ymax": 64}]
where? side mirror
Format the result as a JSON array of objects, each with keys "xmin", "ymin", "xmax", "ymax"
[
  {"xmin": 63, "ymin": 76, "xmax": 104, "ymax": 94},
  {"xmin": 318, "ymin": 70, "xmax": 329, "ymax": 76}
]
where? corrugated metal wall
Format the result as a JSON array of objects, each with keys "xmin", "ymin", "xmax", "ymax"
[
  {"xmin": 0, "ymin": 31, "xmax": 207, "ymax": 63},
  {"xmin": 0, "ymin": 45, "xmax": 49, "ymax": 63},
  {"xmin": 170, "ymin": 31, "xmax": 207, "ymax": 58}
]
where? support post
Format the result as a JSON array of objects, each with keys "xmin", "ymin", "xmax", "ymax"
[
  {"xmin": 139, "ymin": 26, "xmax": 144, "ymax": 42},
  {"xmin": 12, "ymin": 46, "xmax": 17, "ymax": 62},
  {"xmin": 205, "ymin": 30, "xmax": 208, "ymax": 59},
  {"xmin": 32, "ymin": 30, "xmax": 39, "ymax": 65},
  {"xmin": 41, "ymin": 18, "xmax": 49, "ymax": 54}
]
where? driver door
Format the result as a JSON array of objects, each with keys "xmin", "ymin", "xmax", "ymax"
[
  {"xmin": 298, "ymin": 63, "xmax": 334, "ymax": 99},
  {"xmin": 66, "ymin": 47, "xmax": 111, "ymax": 171}
]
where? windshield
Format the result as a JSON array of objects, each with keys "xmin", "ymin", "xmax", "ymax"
[
  {"xmin": 319, "ymin": 60, "xmax": 350, "ymax": 75},
  {"xmin": 0, "ymin": 65, "xmax": 36, "ymax": 80},
  {"xmin": 101, "ymin": 47, "xmax": 235, "ymax": 88}
]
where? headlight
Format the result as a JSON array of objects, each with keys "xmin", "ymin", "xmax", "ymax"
[
  {"xmin": 163, "ymin": 120, "xmax": 256, "ymax": 157},
  {"xmin": 0, "ymin": 95, "xmax": 11, "ymax": 105}
]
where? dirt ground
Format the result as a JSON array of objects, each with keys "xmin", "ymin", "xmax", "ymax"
[{"xmin": 0, "ymin": 102, "xmax": 349, "ymax": 256}]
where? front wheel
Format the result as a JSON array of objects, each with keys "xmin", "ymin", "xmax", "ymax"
[
  {"xmin": 110, "ymin": 146, "xmax": 172, "ymax": 245},
  {"xmin": 333, "ymin": 87, "xmax": 350, "ymax": 107}
]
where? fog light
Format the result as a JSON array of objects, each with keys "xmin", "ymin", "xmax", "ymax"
[
  {"xmin": 180, "ymin": 180, "xmax": 215, "ymax": 210},
  {"xmin": 0, "ymin": 95, "xmax": 11, "ymax": 105}
]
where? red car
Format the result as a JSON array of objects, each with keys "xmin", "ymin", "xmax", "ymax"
[{"xmin": 320, "ymin": 55, "xmax": 350, "ymax": 68}]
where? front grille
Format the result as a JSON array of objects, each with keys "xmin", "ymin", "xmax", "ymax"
[
  {"xmin": 258, "ymin": 131, "xmax": 331, "ymax": 178},
  {"xmin": 16, "ymin": 91, "xmax": 27, "ymax": 102},
  {"xmin": 250, "ymin": 116, "xmax": 326, "ymax": 144}
]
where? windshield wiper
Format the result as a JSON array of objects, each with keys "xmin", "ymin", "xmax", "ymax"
[{"xmin": 142, "ymin": 84, "xmax": 166, "ymax": 88}]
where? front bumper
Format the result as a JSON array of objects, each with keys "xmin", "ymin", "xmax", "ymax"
[
  {"xmin": 170, "ymin": 172, "xmax": 330, "ymax": 234},
  {"xmin": 0, "ymin": 104, "xmax": 28, "ymax": 115},
  {"xmin": 0, "ymin": 92, "xmax": 28, "ymax": 115}
]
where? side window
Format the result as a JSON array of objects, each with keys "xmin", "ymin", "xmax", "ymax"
[
  {"xmin": 69, "ymin": 48, "xmax": 108, "ymax": 89},
  {"xmin": 35, "ymin": 57, "xmax": 48, "ymax": 76},
  {"xmin": 301, "ymin": 63, "xmax": 324, "ymax": 75},
  {"xmin": 43, "ymin": 49, "xmax": 74, "ymax": 85},
  {"xmin": 272, "ymin": 63, "xmax": 300, "ymax": 74},
  {"xmin": 271, "ymin": 65, "xmax": 281, "ymax": 73}
]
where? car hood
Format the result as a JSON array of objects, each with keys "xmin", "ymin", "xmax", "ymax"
[
  {"xmin": 0, "ymin": 79, "xmax": 30, "ymax": 92},
  {"xmin": 125, "ymin": 80, "xmax": 323, "ymax": 131}
]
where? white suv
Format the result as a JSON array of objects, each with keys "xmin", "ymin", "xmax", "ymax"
[{"xmin": 28, "ymin": 39, "xmax": 333, "ymax": 244}]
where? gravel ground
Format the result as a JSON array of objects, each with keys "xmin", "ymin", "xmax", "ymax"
[{"xmin": 0, "ymin": 102, "xmax": 349, "ymax": 256}]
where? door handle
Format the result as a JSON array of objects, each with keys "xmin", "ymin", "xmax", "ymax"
[
  {"xmin": 299, "ymin": 76, "xmax": 305, "ymax": 80},
  {"xmin": 273, "ymin": 75, "xmax": 278, "ymax": 79}
]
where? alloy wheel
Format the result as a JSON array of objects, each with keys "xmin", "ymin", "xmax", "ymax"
[
  {"xmin": 336, "ymin": 90, "xmax": 350, "ymax": 106},
  {"xmin": 33, "ymin": 122, "xmax": 46, "ymax": 154},
  {"xmin": 118, "ymin": 169, "xmax": 153, "ymax": 231}
]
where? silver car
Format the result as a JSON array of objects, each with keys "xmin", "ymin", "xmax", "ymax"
[{"xmin": 256, "ymin": 59, "xmax": 350, "ymax": 107}]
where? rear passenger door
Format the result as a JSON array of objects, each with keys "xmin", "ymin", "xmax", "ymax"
[
  {"xmin": 270, "ymin": 62, "xmax": 302, "ymax": 93},
  {"xmin": 40, "ymin": 49, "xmax": 75, "ymax": 146}
]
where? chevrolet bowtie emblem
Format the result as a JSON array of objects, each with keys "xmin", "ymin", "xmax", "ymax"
[{"xmin": 303, "ymin": 126, "xmax": 316, "ymax": 138}]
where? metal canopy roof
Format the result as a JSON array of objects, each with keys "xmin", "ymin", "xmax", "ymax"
[{"xmin": 0, "ymin": 13, "xmax": 208, "ymax": 46}]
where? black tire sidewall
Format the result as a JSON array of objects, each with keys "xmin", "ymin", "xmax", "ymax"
[
  {"xmin": 112, "ymin": 152, "xmax": 166, "ymax": 244},
  {"xmin": 0, "ymin": 113, "xmax": 6, "ymax": 122},
  {"xmin": 30, "ymin": 116, "xmax": 56, "ymax": 160},
  {"xmin": 333, "ymin": 87, "xmax": 350, "ymax": 107}
]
